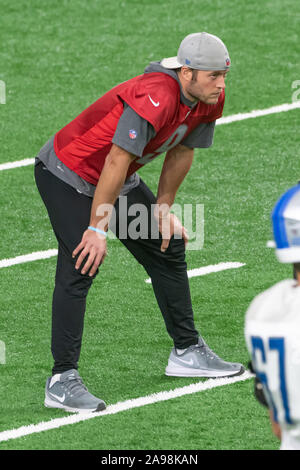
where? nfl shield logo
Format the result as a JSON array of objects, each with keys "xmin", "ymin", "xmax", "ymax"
[
  {"xmin": 129, "ymin": 129, "xmax": 137, "ymax": 139},
  {"xmin": 226, "ymin": 58, "xmax": 230, "ymax": 66}
]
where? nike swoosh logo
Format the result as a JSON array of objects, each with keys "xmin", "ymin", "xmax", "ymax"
[
  {"xmin": 148, "ymin": 95, "xmax": 160, "ymax": 107},
  {"xmin": 49, "ymin": 392, "xmax": 66, "ymax": 403},
  {"xmin": 176, "ymin": 357, "xmax": 194, "ymax": 366}
]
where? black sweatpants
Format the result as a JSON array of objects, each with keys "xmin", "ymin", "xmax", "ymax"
[{"xmin": 34, "ymin": 161, "xmax": 199, "ymax": 374}]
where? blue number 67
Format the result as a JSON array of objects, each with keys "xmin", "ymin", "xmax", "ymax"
[{"xmin": 251, "ymin": 336, "xmax": 293, "ymax": 425}]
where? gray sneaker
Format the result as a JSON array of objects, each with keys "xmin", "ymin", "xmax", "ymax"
[
  {"xmin": 44, "ymin": 369, "xmax": 106, "ymax": 413},
  {"xmin": 165, "ymin": 337, "xmax": 245, "ymax": 378}
]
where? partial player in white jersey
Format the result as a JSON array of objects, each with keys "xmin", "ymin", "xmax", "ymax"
[{"xmin": 245, "ymin": 184, "xmax": 300, "ymax": 450}]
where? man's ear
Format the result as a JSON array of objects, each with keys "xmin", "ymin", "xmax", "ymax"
[{"xmin": 179, "ymin": 66, "xmax": 194, "ymax": 82}]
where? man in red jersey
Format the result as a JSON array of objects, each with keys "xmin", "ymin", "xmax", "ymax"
[{"xmin": 35, "ymin": 32, "xmax": 244, "ymax": 413}]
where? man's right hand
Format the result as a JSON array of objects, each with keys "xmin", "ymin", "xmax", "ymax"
[
  {"xmin": 72, "ymin": 144, "xmax": 135, "ymax": 277},
  {"xmin": 72, "ymin": 229, "xmax": 107, "ymax": 277}
]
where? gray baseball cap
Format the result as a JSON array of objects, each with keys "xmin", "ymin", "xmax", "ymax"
[{"xmin": 161, "ymin": 32, "xmax": 231, "ymax": 71}]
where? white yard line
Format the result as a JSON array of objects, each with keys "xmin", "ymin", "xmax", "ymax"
[
  {"xmin": 0, "ymin": 101, "xmax": 299, "ymax": 173},
  {"xmin": 145, "ymin": 262, "xmax": 245, "ymax": 283},
  {"xmin": 0, "ymin": 248, "xmax": 245, "ymax": 279},
  {"xmin": 0, "ymin": 249, "xmax": 58, "ymax": 269},
  {"xmin": 216, "ymin": 101, "xmax": 300, "ymax": 125},
  {"xmin": 0, "ymin": 370, "xmax": 253, "ymax": 443},
  {"xmin": 0, "ymin": 158, "xmax": 35, "ymax": 171}
]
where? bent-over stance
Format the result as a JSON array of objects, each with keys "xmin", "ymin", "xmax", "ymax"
[{"xmin": 35, "ymin": 32, "xmax": 244, "ymax": 413}]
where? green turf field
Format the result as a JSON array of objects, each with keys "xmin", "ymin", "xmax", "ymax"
[{"xmin": 1, "ymin": 0, "xmax": 300, "ymax": 451}]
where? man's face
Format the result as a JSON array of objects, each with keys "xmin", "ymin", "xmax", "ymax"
[{"xmin": 183, "ymin": 69, "xmax": 229, "ymax": 104}]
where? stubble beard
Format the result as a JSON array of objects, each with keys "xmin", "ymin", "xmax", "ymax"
[
  {"xmin": 189, "ymin": 92, "xmax": 219, "ymax": 105},
  {"xmin": 186, "ymin": 84, "xmax": 219, "ymax": 105}
]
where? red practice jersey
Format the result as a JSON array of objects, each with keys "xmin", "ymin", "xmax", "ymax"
[{"xmin": 54, "ymin": 72, "xmax": 224, "ymax": 185}]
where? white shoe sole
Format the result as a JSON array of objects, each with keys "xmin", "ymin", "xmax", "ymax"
[
  {"xmin": 44, "ymin": 396, "xmax": 105, "ymax": 413},
  {"xmin": 165, "ymin": 361, "xmax": 244, "ymax": 378}
]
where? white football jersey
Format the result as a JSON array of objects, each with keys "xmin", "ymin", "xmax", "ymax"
[{"xmin": 245, "ymin": 279, "xmax": 300, "ymax": 450}]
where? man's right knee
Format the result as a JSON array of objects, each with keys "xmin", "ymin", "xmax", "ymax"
[{"xmin": 55, "ymin": 266, "xmax": 98, "ymax": 298}]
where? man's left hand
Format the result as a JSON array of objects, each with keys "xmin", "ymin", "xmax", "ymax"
[{"xmin": 158, "ymin": 213, "xmax": 189, "ymax": 252}]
